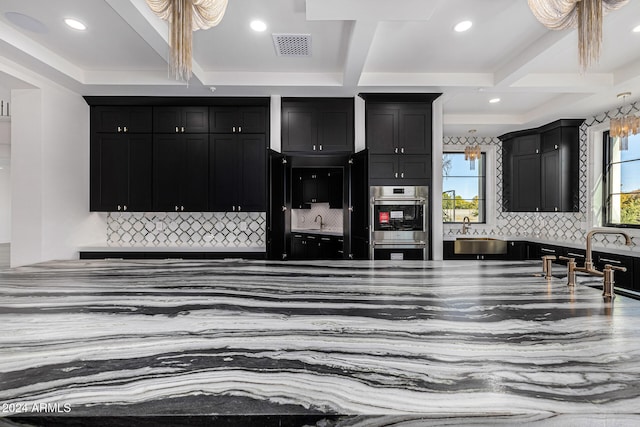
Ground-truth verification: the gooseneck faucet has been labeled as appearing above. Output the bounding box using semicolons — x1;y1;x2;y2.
314;214;324;229
461;216;471;235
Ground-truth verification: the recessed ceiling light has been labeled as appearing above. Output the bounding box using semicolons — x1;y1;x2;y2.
64;18;86;31
489;98;501;104
633;24;640;33
250;20;267;32
454;20;472;32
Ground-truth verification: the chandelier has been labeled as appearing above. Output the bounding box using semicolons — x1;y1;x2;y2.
610;92;639;151
146;0;228;81
464;145;481;170
527;0;628;70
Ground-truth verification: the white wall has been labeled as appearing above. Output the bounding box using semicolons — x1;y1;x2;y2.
11;84;92;266
0;116;9;243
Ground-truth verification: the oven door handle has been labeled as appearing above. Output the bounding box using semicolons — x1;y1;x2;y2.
372;240;426;246
372;197;426;203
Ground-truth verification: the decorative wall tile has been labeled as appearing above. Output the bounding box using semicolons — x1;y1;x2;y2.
107;212;266;248
442;123;633;249
291;203;343;231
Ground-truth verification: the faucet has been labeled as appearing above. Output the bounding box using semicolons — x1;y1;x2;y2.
579;228;632;273
314;214;324;229
461;216;471;235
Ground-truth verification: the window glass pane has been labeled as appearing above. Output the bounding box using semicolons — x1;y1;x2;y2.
604;132;640;227
442;152;485;223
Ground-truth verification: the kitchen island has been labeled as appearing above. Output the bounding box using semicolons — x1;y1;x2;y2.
1;259;639;426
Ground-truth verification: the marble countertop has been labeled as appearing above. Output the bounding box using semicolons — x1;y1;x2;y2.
291;228;344;237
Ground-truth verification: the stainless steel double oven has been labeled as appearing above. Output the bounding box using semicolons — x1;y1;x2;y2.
369;186;429;260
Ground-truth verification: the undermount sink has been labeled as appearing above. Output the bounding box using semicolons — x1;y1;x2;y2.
454;237;507;255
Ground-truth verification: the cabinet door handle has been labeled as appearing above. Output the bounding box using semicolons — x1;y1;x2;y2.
233;126;236;133
394;172;398;178
181;206;184;211
536;207;539;211
181;126;185;133
319;145;323;151
117;205;121;211
175;206;179;211
401;172;404;178
600;258;622;265
239;126;242;133
175;126;179;133
313;145;316;151
232;206;236;211
554;144;558;149
401;147;404;154
554;207;558;212
123;205;127;211
123;126;128;133
394;147;398;154
238;206;242;211
117;126;122;133
536;149;539;154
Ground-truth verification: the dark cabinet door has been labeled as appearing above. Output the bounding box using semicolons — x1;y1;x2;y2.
90;134;152;212
281;99;353;153
210;134;237;211
153;134;209;211
369;155;397;180
366;107;398;154
267;150;287;260
328;169;343;209
181;134;210;211
154;106;209;133
210;134;266;212
369;154;430;184
399;106;431;154
282;104;317;152
92;106;152;133
90;134;128;211
349;150;369;259
541;146;561;212
209;106;267;134
512;153;541;212
317;102;353;152
398;155;431;181
290;234;306;259
238;134;266;211
127;135;153;211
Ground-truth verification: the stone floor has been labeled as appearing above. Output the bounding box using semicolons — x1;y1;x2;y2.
1;258;639;426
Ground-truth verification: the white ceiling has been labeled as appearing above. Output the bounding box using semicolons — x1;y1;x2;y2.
1;0;640;136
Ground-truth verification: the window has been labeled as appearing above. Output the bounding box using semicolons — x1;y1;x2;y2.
603;131;640;227
442;152;486;223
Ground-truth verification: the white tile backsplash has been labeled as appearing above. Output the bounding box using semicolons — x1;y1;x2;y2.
291;203;343;232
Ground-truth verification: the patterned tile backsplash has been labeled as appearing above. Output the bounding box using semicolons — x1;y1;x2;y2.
443;104;640;250
107;212;266;248
291;203;343;231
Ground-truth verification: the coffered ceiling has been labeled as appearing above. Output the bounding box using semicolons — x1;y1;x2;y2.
1;0;640;136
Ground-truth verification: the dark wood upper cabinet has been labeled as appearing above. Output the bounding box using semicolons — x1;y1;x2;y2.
362;95;436;186
281;98;354;153
210;106;267;134
87;98;269;213
500;119;582;212
153;106;209;133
